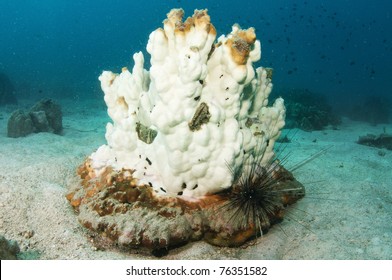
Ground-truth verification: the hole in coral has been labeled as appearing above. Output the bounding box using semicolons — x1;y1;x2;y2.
160;187;166;193
193;184;198;190
146;157;152;165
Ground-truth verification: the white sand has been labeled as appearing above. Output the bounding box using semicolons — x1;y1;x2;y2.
0;98;391;259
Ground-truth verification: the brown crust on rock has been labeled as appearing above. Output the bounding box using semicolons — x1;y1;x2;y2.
66;158;305;253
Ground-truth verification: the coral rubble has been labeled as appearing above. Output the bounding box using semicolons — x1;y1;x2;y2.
67;9;305;254
357;133;392;150
7;99;62;138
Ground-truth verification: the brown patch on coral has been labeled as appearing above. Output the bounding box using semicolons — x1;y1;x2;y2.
192;9;216;36
237;27;256;45
226;27;257;65
66;158;305;254
226;38;250;65
116;96;129;111
165;8;185;28
164;8;216;38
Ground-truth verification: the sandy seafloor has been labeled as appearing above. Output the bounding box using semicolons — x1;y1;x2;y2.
0;98;391;260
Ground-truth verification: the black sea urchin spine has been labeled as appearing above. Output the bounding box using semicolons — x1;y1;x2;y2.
224;160;284;233
221;135;306;239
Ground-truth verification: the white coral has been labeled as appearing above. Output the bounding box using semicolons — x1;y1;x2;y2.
90;9;285;198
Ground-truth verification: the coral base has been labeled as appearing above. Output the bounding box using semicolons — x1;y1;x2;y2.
66;159;305;254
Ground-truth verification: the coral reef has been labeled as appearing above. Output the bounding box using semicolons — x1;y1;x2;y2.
275;88;341;131
67;9;305;254
0;72;17;105
7;99;62;138
0;235;20;260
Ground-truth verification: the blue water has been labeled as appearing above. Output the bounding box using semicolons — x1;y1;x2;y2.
1;0;391;115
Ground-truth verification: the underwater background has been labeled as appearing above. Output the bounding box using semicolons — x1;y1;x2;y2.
1;0;392;260
1;0;392;120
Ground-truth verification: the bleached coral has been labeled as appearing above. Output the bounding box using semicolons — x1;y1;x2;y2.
91;9;285;197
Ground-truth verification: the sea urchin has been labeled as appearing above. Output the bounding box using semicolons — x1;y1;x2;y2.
221;158;306;241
